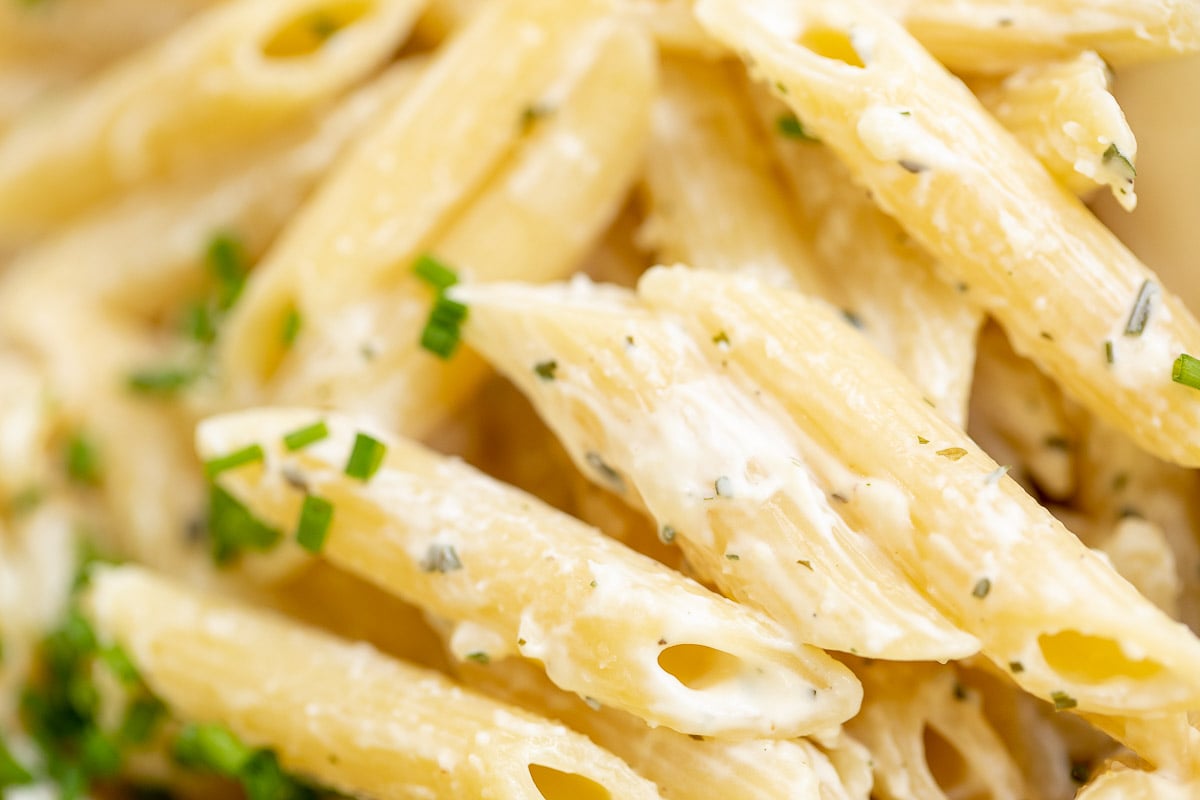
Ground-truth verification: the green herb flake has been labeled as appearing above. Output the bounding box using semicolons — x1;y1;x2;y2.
534;360;558;381
936;447;968;461
174;723;253;776
420;294;468;359
295;494;334;555
412;253;459;291
1172;353;1200;391
465;651;490;665
796;559;813;570
126;366;198;396
204;444;265;480
585;452;624;491
281;306;302;347
420;543;462;574
1123;280;1157;336
282;420;328;451
1051;690;1077;710
972;578;991;598
0;734;33;788
1102;143;1136;182
65;432;102;487
776;113;820;142
101;646;140;686
1008;661;1024;673
659;525;677;545
725;553;740;561
207;485;282;565
1105;339;1115;364
519;103;555;133
917;436;929;445
184;301;217;344
206;233;249;312
119;697;166;746
344;433;387;481
712;331;730;346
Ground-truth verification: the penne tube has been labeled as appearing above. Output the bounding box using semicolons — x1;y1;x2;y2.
0;0;425;244
616;0;722;56
845;661;1028;800
695;0;1200;469
749;87;983;428
0;60;423;331
455;280;978;662
196;408;862;739
639;56;827;291
85;565;664;800
638;265;1200;715
1075;762;1200;799
220;0;654;439
454;654;865;800
973;51;1138;210
870;0;1200;74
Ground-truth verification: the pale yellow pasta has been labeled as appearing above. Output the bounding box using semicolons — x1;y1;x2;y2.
846;661;1028;800
637;265;1200;715
968;324;1077;503
0;0;425;244
455;655;865;800
455;280;977;661
221;0;654;439
1075;762;1200;799
86;565;664;800
696;0;1200;470
639;56;827;291
750;88;983;427
196;407;861;738
870;0;1200;74
616;0;721;55
974;51;1138;209
0;59;422;330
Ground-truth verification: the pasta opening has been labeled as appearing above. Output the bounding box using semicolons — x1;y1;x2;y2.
796;28;866;68
528;764;612;800
1038;630;1162;683
923;725;985;800
262;1;373;59
656;643;744;691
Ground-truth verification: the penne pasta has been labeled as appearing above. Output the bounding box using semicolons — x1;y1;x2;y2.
220;0;654;438
86;565;665;799
454;654;867;800
196;408;862;738
1075;762;1200;799
639;56;827;291
973;51;1138;210
696;0;1200;469
637;265;1200;715
749;87;983;428
0;0;425;244
455;279;978;662
871;0;1200;74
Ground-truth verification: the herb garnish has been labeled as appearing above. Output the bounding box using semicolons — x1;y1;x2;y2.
283;421;329;451
534;360;557;381
204;444;265;480
344;433;386;481
295;495;334;555
776;113;820;142
1123;280;1157;336
1172;353;1200;391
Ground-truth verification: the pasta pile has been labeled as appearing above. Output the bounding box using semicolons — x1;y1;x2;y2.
1;0;1199;798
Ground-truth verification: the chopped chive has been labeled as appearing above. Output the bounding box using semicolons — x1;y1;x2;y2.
1009;661;1025;674
184;301;217;344
465;651;490;665
419;294;469;359
204;444;265;479
206;233;248;312
344;433;386;481
100;646;140;686
174;723;253;776
712;330;730;346
796;559;813;570
282;420;328;451
725;553;740;561
1172;353;1200;391
776;113;820;142
1123;280;1157;336
65;432;102;487
420;543;462;573
295;494;334;554
281;306;302;347
1104;339;1115;364
207;485;281;565
126;366;197;396
972;578;991;598
0;734;33;788
412;254;458;291
917;436;929;444
534;360;557;381
1051;690;1077;710
841;309;864;329
936;447;968;461
119;697;166;745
